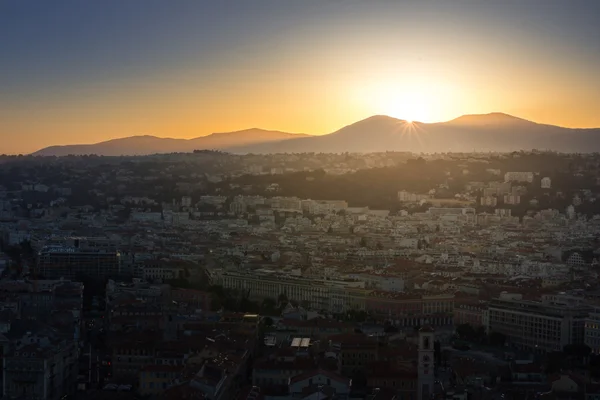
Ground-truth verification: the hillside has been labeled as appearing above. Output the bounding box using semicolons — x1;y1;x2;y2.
32;129;308;156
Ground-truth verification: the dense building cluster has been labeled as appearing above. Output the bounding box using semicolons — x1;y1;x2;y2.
1;151;600;400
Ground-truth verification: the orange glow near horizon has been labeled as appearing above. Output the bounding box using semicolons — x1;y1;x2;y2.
2;66;599;155
1;2;600;155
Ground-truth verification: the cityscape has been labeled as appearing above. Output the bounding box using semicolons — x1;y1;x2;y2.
1;1;600;400
1;150;600;400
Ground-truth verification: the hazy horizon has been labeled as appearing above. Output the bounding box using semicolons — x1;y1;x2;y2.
1;0;600;154
22;111;600;152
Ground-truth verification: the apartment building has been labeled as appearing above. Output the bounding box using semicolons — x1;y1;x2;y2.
2;333;78;400
504;172;534;183
216;270;366;313
330;333;379;376
365;292;455;327
488;297;592;353
585;308;600;355
480;196;498;207
37;246;121;279
503;194;521;205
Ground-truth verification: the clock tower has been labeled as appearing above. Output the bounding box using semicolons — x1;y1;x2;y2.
418;326;435;400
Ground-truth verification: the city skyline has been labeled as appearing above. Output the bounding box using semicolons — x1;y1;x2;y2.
1;0;600;154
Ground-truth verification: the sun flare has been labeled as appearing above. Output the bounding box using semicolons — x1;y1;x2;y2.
358;81;435;123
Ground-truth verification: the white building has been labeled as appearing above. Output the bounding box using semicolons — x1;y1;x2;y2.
398;190;429;203
503;194;521;205
480;196;498;207
504;172;534;183
541;177;551;189
566;205;576;220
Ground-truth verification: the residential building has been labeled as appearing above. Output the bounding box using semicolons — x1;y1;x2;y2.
37;246;121;279
138;365;183;396
585;308;600;355
453;303;488;329
503;194;521;205
541;177;551;189
488;297;592;353
329;333;378;376
504;172;534;183
2;331;78;400
480;196;497;207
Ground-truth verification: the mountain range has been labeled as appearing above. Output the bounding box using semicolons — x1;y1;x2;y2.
32;113;600;156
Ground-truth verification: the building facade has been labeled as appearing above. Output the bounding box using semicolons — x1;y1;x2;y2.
488;297;591;353
37;246;121;279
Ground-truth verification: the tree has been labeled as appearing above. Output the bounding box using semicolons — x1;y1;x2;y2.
261;297;278;315
475;326;487;342
456;323;476;340
277;293;288;306
489;331;507;347
563;344;591;366
545;351;566;374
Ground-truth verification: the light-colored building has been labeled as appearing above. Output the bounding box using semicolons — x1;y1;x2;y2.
488;297;592;353
215;270;366;313
504;172;534;183
398;190;429;203
541;177;551;189
480;196;498;207
503;194;521;205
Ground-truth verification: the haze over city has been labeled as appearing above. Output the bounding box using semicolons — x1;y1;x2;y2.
1;0;600;154
4;2;600;400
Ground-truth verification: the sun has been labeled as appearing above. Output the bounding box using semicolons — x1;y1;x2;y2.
357;80;437;123
375;89;431;123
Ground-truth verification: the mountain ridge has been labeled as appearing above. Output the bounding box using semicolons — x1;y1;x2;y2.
32;129;309;157
32;113;600;156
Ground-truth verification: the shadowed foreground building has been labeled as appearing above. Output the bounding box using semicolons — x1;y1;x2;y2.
2;322;78;400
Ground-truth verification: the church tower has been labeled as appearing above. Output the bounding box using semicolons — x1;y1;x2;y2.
418;326;435;400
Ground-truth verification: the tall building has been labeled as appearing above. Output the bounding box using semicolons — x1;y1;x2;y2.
37;246;121;279
488;297;592;353
418;326;435;400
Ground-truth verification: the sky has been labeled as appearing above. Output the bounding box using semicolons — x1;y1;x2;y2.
1;0;599;154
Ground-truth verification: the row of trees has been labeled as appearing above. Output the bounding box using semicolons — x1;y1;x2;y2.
455;323;507;347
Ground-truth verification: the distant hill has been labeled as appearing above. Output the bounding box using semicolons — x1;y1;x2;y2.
32;113;600;156
32;129;309;156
